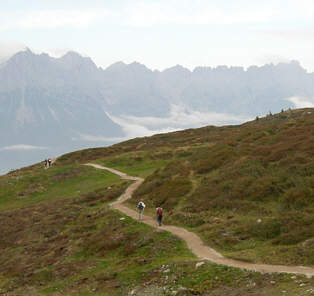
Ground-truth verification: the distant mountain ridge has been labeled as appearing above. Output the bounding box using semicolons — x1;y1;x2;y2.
1;48;314;173
0;49;121;174
1;49;313;121
100;57;314;117
0;49;122;147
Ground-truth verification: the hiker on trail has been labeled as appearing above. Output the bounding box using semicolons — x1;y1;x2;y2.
48;158;52;167
156;206;163;226
44;159;48;169
137;200;145;220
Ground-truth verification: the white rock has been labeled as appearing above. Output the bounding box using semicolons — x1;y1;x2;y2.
257;219;262;223
195;262;205;268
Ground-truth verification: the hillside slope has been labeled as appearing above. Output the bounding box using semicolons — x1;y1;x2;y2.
1;108;313;295
3;163;313;295
59;108;314;266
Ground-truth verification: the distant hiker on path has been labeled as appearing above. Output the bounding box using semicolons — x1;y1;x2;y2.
48;158;52;167
156;207;163;226
137;200;145;220
44;159;48;169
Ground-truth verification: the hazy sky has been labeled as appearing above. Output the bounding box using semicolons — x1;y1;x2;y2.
1;0;314;71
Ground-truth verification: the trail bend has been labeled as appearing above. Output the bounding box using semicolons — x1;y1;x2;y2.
85;163;314;277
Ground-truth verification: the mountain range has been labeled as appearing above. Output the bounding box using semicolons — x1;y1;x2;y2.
1;48;314;174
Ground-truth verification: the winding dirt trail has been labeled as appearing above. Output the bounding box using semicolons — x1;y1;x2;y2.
85;163;314;277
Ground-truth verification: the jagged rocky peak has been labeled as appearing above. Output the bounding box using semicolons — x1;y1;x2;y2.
124;61;152;74
9;47;38;63
247;60;306;73
276;60;306;73
60;50;84;61
128;61;149;69
58;50;97;69
105;61;152;75
163;64;191;74
193;66;213;73
6;48;56;70
16;47;34;55
106;61;127;71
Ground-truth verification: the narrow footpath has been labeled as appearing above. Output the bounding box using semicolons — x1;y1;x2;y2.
85;163;314;277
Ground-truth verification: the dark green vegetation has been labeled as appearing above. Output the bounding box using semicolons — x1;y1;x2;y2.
1;108;314;295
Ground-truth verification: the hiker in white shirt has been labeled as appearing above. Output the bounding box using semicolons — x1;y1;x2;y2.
137;200;146;220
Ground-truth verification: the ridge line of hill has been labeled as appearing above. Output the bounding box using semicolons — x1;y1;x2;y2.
85;163;314;278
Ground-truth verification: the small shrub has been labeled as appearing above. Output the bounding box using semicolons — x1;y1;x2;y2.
170;212;205;227
280;187;313;209
245;218;282;240
272;224;314;245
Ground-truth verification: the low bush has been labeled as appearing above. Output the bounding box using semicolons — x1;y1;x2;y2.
170;212;205;227
280;187;313;209
272;224;314;245
245;218;282;240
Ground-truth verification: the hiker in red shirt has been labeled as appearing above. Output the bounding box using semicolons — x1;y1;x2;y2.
156;207;163;226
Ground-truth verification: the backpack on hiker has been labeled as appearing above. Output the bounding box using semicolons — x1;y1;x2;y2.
157;207;162;216
138;202;144;210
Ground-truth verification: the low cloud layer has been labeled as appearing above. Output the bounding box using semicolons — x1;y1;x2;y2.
72;105;252;143
287;96;314;108
76;105;251;143
113;105;252;130
0;144;47;151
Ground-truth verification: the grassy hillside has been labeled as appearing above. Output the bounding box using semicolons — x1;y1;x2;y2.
1;108;314;295
127;109;314;266
58;108;314;266
2;164;313;295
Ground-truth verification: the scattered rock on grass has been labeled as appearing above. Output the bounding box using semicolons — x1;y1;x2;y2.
195;262;205;269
